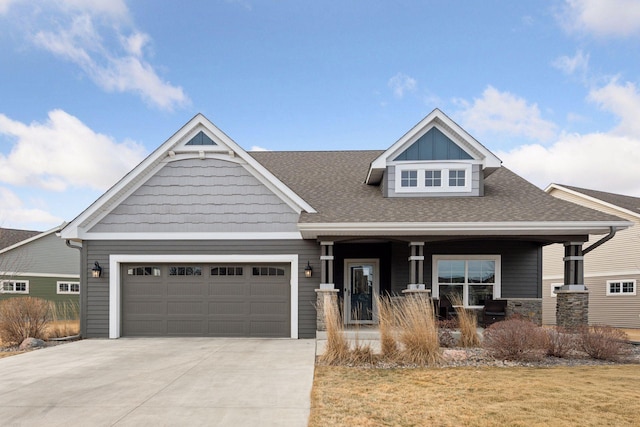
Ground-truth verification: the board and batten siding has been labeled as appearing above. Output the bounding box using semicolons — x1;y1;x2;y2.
0;232;79;276
542;188;640;327
384;164;482;198
82;240;320;339
89;158;300;233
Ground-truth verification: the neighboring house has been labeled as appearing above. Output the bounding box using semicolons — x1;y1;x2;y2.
0;226;81;307
543;184;640;328
60;109;630;339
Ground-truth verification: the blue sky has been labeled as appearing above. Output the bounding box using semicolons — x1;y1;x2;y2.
1;0;640;231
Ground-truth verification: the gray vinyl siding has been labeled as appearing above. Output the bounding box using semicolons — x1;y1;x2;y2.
0;233;79;276
82;239;320;339
390;241;410;294
89;158;300;233
543;274;640;328
385;164;483;198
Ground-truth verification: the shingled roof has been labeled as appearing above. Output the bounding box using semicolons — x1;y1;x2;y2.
0;228;40;250
558;185;640;217
250;150;626;227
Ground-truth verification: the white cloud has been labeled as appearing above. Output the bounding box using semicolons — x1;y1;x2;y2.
560;0;640;37
0;0;19;14
498;132;640;196
0;110;146;191
249;146;269;152
388;73;417;99
552;50;590;76
588;79;640;138
22;2;189;110
0;187;63;229
455;86;557;143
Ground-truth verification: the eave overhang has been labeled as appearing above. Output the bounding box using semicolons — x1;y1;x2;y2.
297;221;633;239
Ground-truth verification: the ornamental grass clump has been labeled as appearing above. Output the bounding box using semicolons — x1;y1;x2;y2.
449;294;480;347
375;294;399;359
395;295;440;366
319;296;350;365
0;297;51;345
46;300;80;339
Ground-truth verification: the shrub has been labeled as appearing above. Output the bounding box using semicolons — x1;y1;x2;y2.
545;327;577;358
483;318;548;361
395;295;440;366
578;325;630;361
0;297;52;345
318;296;350;365
376;294;399;359
449;294;480;347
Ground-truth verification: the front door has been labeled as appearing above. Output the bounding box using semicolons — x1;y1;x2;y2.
344;259;379;324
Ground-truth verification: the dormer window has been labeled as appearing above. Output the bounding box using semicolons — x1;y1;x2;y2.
425;170;442;187
400;170;418;188
395;163;471;193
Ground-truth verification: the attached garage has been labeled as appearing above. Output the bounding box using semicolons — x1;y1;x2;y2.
119;261;293;338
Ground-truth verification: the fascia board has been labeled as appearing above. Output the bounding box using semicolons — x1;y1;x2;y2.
546;184;640;221
297;220;634;238
75;232;303;240
60;114;315;239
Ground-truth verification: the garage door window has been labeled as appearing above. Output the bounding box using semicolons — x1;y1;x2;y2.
169;266;202;276
211;266;244;276
253;266;285;276
127;266;161;276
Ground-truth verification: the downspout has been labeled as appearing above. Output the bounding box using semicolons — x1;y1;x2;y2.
582;227;617;255
65;240;85;338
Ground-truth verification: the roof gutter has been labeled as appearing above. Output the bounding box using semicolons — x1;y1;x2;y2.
582;226;617;255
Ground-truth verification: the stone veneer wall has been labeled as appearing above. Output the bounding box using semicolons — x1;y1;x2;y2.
506;298;542;326
315;289;339;331
556;291;589;328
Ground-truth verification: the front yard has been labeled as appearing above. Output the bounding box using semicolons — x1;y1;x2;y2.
309;365;640;426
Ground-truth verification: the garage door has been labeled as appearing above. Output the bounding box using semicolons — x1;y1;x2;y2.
121;263;290;337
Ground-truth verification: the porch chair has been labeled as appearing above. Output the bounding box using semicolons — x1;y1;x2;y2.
482;299;507;327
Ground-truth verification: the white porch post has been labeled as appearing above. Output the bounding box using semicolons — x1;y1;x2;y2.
407;242;425;291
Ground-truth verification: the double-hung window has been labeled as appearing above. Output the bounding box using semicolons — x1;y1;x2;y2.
433;255;500;308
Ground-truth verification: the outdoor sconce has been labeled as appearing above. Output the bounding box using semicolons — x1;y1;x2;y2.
91;261;103;278
304;261;313;278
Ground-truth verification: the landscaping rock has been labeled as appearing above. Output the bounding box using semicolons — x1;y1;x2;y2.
19;338;45;350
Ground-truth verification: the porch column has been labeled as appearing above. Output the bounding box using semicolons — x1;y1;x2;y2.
407;242;425;290
319;241;334;290
556;242;589;328
315;241;338;331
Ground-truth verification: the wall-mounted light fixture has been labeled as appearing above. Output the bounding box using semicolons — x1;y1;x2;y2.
91;261;103;278
304;261;313;278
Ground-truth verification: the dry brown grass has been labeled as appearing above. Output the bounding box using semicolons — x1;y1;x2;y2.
318;296;350;365
395;295;440;366
375;295;399;359
45;301;80;339
450;294;480;347
309;365;640;426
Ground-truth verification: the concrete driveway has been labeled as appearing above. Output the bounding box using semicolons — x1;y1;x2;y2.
0;338;316;426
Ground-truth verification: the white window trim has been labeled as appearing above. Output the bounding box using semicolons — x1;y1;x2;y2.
432;255;501;308
0;280;29;294
606;279;636;296
395;162;472;193
109;254;299;339
550;283;563;298
57;281;80;295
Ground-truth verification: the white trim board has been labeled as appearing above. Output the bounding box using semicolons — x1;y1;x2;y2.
109;254;299;339
0;272;80;279
543;269;640;281
78;232;303;241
